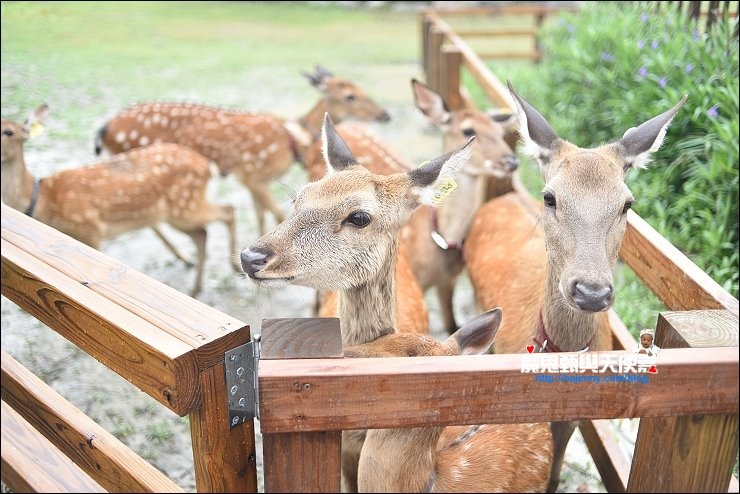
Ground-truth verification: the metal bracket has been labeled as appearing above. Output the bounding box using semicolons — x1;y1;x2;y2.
224;333;261;428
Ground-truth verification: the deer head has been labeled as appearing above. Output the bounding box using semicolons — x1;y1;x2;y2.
509;81;686;312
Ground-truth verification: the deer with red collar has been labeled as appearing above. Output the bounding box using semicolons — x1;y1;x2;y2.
241;113;475;491
344;307;553;493
2;104;238;297
306;79;519;335
464;82;686;491
95;65;391;236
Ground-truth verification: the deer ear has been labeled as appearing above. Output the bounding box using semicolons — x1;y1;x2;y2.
24;103;49;139
408;136;474;206
412;78;451;127
446;308;502;355
322;113;357;173
507;81;559;167
304;66;332;91
615;95;686;171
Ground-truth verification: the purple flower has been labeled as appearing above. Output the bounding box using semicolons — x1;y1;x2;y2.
707;105;719;118
641;13;649;23
651;40;659;49
637;39;645;49
639;66;648;78
685;63;694;74
601;51;615;62
658;77;668;88
693;29;701;41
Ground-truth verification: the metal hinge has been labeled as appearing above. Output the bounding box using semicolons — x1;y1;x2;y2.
224;333;261;428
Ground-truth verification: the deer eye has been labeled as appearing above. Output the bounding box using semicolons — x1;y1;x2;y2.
543;192;556;208
2;129;13;137
344;211;371;228
345;94;356;102
622;200;634;215
462;128;476;137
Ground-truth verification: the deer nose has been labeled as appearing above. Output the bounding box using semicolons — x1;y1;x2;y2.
240;247;273;278
377;111;391;122
570;281;613;312
504;154;519;171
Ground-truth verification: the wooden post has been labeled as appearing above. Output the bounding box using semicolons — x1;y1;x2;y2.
259;318;343;493
190;362;259;493
421;14;432;80
428;26;445;94
441;45;463;111
627;309;739;493
534;12;545;63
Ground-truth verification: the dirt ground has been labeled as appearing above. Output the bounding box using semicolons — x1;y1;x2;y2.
0;60;629;492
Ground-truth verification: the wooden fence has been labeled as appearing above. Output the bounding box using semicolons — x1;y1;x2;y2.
1;4;739;493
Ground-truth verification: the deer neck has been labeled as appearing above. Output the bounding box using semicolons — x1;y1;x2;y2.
362;426;442;492
433;170;485;245
299;99;334;141
339;241;399;347
1;157;36;215
541;263;600;352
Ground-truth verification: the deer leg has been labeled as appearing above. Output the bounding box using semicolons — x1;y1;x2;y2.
547;420;578;493
436;281;458;335
176;227;207;297
217;204;240;272
151;226;195;267
247;182;285;235
341;429;366;493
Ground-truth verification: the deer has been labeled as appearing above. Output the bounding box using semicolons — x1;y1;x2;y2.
305;78;519;335
94;65;391;237
463;82;686;492
240;113;475;492
1;104;238;297
344;307;553;493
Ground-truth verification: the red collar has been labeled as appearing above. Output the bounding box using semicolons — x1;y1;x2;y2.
532;309;594;353
430;209;464;251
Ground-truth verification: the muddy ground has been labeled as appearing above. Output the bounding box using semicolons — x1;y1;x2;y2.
0;59;631;492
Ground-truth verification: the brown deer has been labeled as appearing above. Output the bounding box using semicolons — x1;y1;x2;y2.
344;308;553;493
95;65;391;236
306;79;519;335
241;113;475;491
2;104;238;297
463;82;686;491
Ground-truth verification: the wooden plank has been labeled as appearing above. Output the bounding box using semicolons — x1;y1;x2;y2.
1;238;199;415
1;400;106;493
428;26;445;94
628;310;739;492
261;319;343;493
425;5;578;16
258;347;738;433
620;210;739;317
441;45;464;111
608;310;638;351
455;27;538;37
579;420;630;493
476;51;541;61
1;351;183;492
260;318;343;360
190;362;258;493
1;204;250;371
262;432;341;493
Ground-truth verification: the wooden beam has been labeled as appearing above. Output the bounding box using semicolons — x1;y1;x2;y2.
1;351;183;492
1;400;106;493
580;420;630;493
1;204;251;372
620;210;739;317
258;347;738;433
455;27;538;37
628;310;739;493
441;45;464;111
424;5;578;16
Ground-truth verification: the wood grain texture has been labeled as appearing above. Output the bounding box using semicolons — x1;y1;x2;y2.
628;310;739;493
190;362;258;493
620;211;739;317
260;318;343;360
2;238;198;415
2;204;250;371
579;420;630;493
258;347;738;433
1;400;106;493
262;431;341;493
1;351;184;492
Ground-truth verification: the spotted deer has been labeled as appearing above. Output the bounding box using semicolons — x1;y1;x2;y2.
344;308;553;493
2;105;238;297
95;65;391;235
463;82;686;491
306;79;519;335
241;113;474;492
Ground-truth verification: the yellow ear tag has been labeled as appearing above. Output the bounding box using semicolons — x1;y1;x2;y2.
431;173;458;206
28;122;45;139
